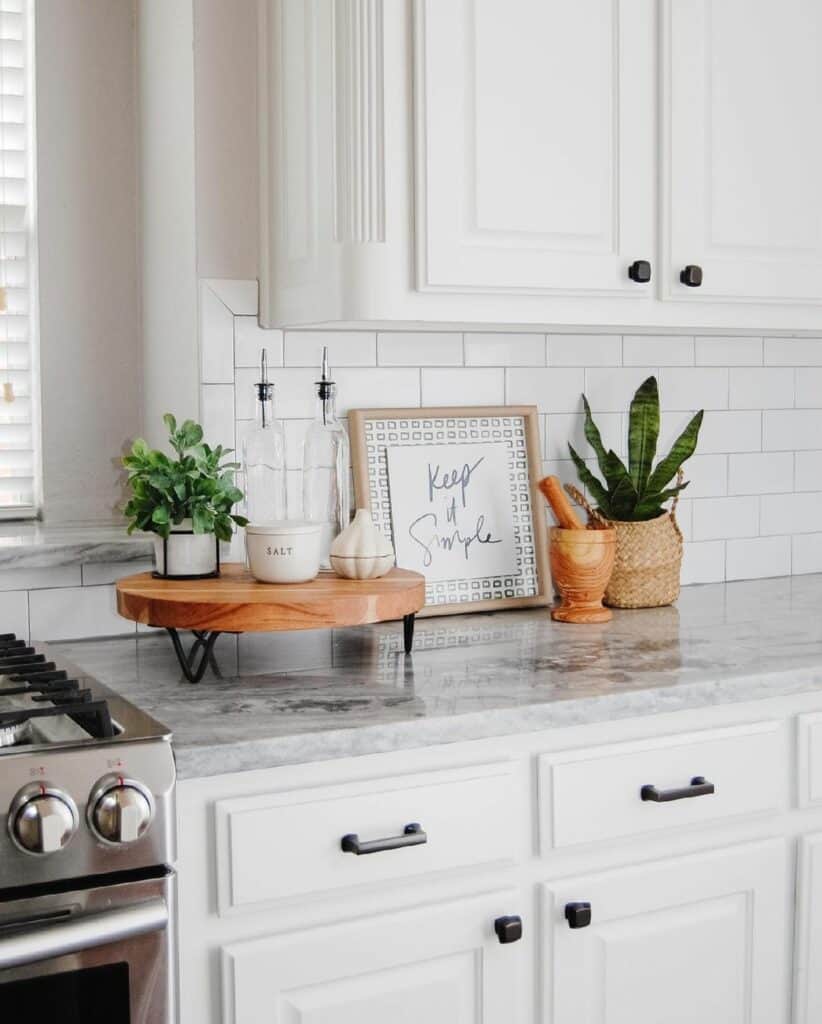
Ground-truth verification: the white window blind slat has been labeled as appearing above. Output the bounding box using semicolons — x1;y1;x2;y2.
0;0;33;515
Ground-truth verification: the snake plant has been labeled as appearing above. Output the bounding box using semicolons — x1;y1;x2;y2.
568;376;703;522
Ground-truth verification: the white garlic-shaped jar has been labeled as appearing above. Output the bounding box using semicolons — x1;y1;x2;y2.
329;509;395;580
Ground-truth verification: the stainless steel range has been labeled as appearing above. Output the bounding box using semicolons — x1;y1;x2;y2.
0;633;176;1023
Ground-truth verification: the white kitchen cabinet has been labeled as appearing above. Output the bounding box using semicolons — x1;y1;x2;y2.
259;0;822;329
544;840;790;1024
794;833;822;1022
415;0;654;298
222;889;525;1024
664;0;822;304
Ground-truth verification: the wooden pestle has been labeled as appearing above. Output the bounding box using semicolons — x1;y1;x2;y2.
539;475;586;530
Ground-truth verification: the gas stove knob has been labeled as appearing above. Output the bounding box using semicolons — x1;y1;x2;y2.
8;783;79;855
88;775;154;845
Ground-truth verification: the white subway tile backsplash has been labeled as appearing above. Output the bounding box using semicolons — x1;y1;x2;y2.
505;367;585;413
29;585;133;642
201;384;235;450
683;454;728;499
729;367;794;410
547;334;621;366
545;413;622;461
286;331;377;367
795;367;822;408
792;533;822;575
235;317;282;368
0;590;28;641
583;367;656;412
726;536;791;580
0;567;81;593
760;492;822;535
694;336;763;366
680;541;725;584
763;409;822;451
795;451;822;491
81;560;154;586
335;368;421;414
623;335;694;366
199;284;235;383
728;452;794;495
691;496;758;541
765;337;822;365
185;287;822;590
421;367;504;406
464;333;545;366
378;332;462;366
658;368;728;410
698;411;762;454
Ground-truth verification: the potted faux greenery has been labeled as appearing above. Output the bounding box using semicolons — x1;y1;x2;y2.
123;414;247;578
567;376;703;608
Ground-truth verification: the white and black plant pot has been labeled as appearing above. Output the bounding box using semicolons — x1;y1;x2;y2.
152;519;220;579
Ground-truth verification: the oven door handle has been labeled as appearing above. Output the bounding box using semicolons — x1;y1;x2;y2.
0;898;168;970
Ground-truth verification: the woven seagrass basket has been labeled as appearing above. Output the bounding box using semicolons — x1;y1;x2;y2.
564;477;684;609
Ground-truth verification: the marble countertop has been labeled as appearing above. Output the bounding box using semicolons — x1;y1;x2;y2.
0;522;152;568
50;573;822;780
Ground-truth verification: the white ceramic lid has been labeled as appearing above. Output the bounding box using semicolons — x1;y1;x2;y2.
246;520;321;535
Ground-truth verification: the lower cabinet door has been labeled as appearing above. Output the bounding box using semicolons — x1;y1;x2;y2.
794;832;822;1023
543;840;789;1024
222;889;524;1024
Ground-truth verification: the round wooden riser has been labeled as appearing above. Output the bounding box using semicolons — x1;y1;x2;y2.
116;564;426;683
116;564;425;633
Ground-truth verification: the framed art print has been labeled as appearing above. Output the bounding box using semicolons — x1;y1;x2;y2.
349;405;550;616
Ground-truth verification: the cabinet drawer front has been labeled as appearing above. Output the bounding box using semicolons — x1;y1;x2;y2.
540;722;784;849
216;762;517;914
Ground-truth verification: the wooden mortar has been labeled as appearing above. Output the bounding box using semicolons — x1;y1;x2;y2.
549;526;616;623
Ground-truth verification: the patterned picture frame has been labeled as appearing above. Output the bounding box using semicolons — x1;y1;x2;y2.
349;405;550;617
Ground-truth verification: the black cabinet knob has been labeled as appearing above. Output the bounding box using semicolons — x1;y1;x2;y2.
564;901;592;929
680;264;703;287
628;259;652;283
494;915;523;944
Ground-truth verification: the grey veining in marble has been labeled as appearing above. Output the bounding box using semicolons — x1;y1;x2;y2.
0;523;152;569
50;573;822;780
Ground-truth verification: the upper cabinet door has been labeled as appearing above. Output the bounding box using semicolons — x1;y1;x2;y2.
414;0;656;297
665;0;822;303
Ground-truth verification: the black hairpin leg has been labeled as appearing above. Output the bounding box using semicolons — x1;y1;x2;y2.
403;614;416;655
166;628;222;684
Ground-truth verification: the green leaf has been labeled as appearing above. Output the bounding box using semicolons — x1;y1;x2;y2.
567;444;610;514
151;505;169;525
163;413;177;436
180;420;204;449
646;410;704;495
633;482;689;520
627;376;660;495
601;449;632;492
581;394;610;480
192;506;214;534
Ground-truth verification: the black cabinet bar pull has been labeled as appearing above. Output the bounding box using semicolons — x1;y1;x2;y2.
340;822;426;855
641;775;715;802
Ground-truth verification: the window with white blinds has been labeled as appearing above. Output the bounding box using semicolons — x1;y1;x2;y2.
0;0;35;516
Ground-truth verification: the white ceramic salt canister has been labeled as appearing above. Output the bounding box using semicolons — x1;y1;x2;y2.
246;521;323;583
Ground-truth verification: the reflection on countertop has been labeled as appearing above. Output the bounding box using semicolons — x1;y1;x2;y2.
51;573;822;780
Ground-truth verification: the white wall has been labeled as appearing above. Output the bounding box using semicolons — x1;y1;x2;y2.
138;0;199;448
35;0;142;523
193;0;258;280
